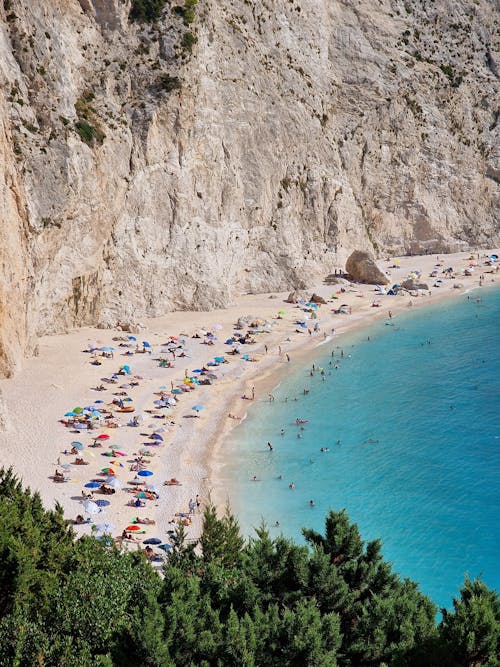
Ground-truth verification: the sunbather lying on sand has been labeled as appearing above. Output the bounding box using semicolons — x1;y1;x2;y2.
164;478;181;486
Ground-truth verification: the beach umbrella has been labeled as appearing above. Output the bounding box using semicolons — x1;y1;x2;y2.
96;434;110;441
101;467;115;475
214;356;225;363
83;500;100;515
142;341;151;348
70;441;85;451
128;335;137;341
278;310;286;315
192;405;204;412
85;482;100;489
126;525;141;531
106;477;122;488
95;522;115;534
64;411;76;417
145;485;159;494
135;492;147;499
73;407;83;414
129;478;143;485
171;388;182;394
158;543;173;552
138;470;153;477
95;499;110;508
143;537;162;545
150;433;163;441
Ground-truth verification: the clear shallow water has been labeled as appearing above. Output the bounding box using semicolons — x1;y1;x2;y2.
219;287;500;609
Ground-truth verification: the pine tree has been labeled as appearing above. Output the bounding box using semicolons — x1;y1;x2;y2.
439;577;500;667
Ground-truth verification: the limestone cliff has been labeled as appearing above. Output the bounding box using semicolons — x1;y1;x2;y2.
0;0;498;375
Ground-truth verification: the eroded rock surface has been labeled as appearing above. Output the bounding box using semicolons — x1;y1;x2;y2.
0;0;498;374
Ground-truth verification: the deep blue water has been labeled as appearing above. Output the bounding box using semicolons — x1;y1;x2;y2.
219;287;500;609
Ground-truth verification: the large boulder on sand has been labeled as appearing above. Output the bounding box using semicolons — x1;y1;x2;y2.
345;251;389;285
310;293;327;304
286;290;309;303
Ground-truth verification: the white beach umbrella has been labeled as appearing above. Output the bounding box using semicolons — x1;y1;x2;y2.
105;477;122;489
83;500;100;515
95;522;115;534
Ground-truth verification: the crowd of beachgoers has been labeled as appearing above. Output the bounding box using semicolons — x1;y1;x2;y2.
0;250;497;561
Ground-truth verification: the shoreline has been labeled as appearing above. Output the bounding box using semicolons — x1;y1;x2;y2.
207;279;495;515
0;250;497;549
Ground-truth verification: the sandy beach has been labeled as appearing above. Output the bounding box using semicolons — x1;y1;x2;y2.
0;250;497;556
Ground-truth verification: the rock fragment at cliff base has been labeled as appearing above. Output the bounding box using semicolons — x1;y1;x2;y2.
345;251;389;285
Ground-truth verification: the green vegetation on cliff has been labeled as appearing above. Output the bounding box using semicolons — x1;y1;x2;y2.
0;468;498;666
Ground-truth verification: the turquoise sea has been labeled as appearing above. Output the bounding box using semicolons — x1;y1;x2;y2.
218;287;500;609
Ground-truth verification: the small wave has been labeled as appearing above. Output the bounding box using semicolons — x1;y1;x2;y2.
316;336;332;347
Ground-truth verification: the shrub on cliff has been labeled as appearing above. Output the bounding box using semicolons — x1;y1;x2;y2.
130;0;167;22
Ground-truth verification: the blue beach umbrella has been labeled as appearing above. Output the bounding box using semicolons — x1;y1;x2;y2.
71;441;84;450
214;356;225;363
142;341;151;348
143;537;162;545
128;336;137;341
137;470;153;477
85;482;100;489
158;543;173;552
65;411;76;417
95;499;110;507
150;433;164;441
192;405;204;412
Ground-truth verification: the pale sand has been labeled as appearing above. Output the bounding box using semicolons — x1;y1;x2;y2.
0;250;497;552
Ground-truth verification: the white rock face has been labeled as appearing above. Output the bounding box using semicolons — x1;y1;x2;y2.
0;0;498;374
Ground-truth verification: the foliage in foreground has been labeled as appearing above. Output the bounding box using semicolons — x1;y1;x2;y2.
0;468;498;666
